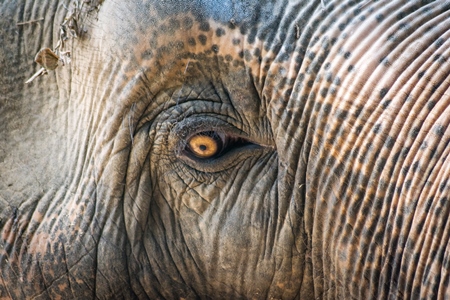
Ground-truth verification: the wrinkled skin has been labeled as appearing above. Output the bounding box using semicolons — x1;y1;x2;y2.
2;0;450;298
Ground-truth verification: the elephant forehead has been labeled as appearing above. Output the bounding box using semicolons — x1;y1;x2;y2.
90;1;302;94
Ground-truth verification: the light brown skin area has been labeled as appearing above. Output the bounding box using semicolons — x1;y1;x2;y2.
1;0;450;299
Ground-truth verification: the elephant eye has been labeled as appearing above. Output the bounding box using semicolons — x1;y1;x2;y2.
185;131;250;159
187;131;224;158
173;118;270;172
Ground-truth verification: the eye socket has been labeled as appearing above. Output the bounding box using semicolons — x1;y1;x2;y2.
187;131;224;158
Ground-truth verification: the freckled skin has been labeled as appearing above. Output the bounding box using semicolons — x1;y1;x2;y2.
2;0;450;298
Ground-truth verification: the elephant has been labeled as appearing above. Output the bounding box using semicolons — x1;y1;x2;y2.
1;0;450;298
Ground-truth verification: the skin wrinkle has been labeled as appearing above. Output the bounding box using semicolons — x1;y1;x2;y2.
308;0;450;296
143;204;187;298
4;0;450;298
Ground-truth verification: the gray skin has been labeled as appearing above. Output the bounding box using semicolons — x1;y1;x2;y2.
1;0;450;298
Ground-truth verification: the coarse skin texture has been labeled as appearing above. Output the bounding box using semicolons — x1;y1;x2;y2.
1;0;450;298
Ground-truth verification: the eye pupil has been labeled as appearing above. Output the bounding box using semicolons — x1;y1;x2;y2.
199;145;207;151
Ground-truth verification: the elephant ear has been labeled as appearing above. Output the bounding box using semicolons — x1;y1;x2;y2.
0;0;104;229
0;2;60;213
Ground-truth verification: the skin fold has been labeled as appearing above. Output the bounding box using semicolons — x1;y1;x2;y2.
1;0;450;298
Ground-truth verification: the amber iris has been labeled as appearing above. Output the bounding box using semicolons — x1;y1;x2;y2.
188;133;221;158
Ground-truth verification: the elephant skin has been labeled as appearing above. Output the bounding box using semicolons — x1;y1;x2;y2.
1;0;450;298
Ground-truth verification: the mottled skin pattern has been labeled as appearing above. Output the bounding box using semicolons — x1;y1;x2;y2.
1;0;450;298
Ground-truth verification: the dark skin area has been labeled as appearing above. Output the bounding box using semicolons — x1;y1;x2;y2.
2;0;450;299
